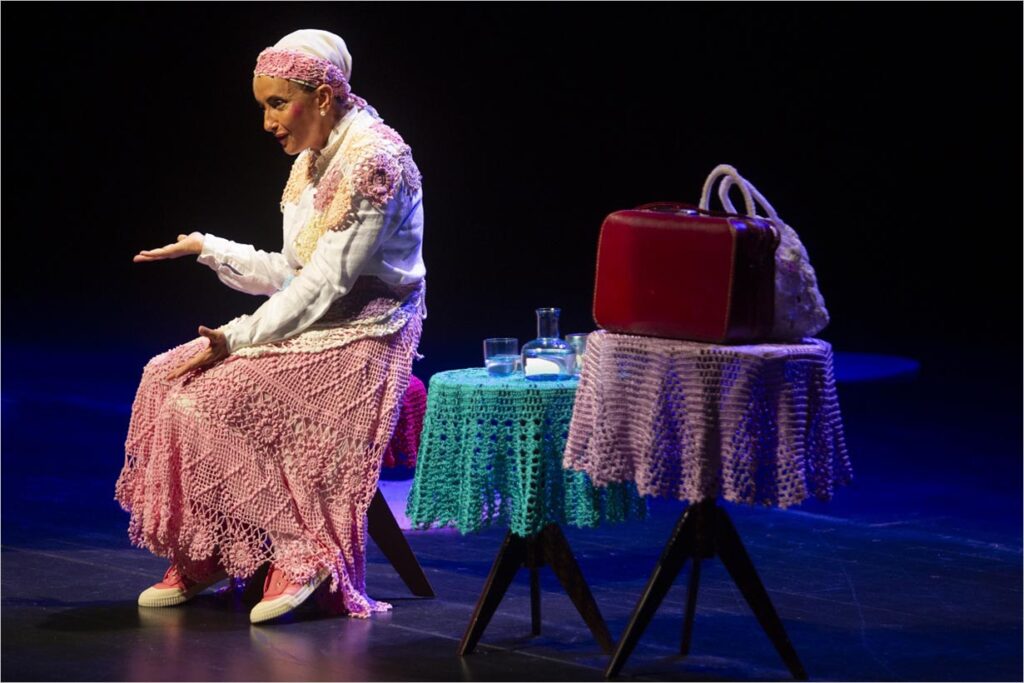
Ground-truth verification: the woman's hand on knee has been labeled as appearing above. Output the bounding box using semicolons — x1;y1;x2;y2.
134;233;204;263
166;326;230;380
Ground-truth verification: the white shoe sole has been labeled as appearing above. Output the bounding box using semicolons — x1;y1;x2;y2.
137;571;228;608
249;570;329;624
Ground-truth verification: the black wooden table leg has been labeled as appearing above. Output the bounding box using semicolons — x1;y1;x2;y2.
606;505;697;678
540;523;615;654
458;531;528;655
459;524;614;656
529;568;541;635
680;556;702;655
367;488;435;597
527;538;543;637
714;507;808;680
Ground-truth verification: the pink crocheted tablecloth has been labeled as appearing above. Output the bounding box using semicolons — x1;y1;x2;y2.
563;331;851;508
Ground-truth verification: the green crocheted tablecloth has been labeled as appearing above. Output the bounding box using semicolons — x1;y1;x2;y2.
406;368;646;537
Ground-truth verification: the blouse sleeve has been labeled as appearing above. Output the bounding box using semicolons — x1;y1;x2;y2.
196;232;295;296
218;199;395;353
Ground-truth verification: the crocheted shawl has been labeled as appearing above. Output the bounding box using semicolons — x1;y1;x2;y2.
281;108;423;265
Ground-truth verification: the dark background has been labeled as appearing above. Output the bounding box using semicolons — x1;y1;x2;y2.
2;2;1020;381
1;8;1021;679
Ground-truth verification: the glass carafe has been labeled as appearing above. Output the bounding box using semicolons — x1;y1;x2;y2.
522;308;576;381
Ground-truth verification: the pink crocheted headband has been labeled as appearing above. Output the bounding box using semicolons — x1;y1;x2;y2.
254;48;353;102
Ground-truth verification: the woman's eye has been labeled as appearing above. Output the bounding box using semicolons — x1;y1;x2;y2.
256;99;288;113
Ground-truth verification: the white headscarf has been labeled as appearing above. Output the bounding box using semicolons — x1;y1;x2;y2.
272;29;353;82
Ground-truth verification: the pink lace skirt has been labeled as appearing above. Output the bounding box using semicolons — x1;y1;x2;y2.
116;286;423;618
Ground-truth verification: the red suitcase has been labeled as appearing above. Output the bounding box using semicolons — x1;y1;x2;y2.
593;203;780;344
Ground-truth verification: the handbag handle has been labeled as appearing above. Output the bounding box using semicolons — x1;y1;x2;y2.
717;174;782;224
699;164;755;216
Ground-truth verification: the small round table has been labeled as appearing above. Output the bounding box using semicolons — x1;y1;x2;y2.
406;368;647;654
564;331;852;679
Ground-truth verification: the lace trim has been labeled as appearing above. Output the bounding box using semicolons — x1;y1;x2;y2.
284;114;422;265
254;48;353;105
231;280;424;358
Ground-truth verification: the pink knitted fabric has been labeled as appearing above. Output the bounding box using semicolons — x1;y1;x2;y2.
115;280;423;618
564;331;851;508
255;48;352;103
381;374;426;469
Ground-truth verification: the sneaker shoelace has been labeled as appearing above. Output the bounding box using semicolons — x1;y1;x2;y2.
164;559;223;589
161;564;201;590
162;565;183;585
263;565;289;598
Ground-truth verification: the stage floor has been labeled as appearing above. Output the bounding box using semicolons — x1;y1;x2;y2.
2;345;1020;681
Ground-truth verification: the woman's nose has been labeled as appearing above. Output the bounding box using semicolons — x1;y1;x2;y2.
263;110;277;133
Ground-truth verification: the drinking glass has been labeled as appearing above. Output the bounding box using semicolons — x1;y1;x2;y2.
483;337;519;377
565;332;590;376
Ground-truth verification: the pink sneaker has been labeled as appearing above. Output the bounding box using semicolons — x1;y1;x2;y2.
137;560;228;608
249;564;329;624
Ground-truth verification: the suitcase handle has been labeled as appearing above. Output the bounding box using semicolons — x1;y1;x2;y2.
699;164;756;215
635;202;749;220
717;175;782;224
699;164;783;224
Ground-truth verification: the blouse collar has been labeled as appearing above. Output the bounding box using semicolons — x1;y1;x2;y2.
310;106;361;178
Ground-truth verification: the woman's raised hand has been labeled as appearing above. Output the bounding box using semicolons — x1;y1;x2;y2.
134;233;204;263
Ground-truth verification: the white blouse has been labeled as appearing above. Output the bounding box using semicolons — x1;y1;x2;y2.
196;109;426;353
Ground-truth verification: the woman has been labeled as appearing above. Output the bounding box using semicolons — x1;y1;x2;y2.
115;29;426;623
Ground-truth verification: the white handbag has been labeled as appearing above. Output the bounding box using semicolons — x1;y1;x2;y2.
700;164;830;341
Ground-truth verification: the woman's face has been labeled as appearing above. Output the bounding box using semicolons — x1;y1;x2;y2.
253;76;327;155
